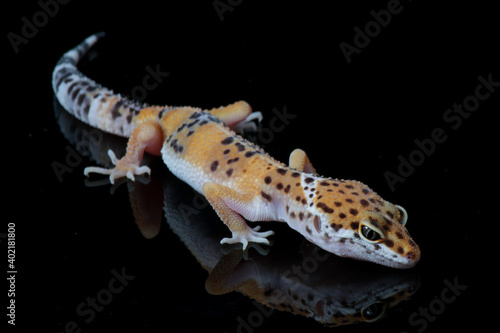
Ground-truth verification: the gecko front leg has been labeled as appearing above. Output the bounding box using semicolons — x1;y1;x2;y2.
202;182;274;249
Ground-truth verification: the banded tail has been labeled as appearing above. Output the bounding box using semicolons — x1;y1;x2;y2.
52;33;152;137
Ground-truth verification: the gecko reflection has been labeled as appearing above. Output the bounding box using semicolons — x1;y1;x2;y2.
54;99;420;327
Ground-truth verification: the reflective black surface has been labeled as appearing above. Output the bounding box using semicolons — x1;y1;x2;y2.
6;1;496;332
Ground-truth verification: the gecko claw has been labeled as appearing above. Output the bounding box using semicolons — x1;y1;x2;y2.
84;149;151;184
220;225;274;250
233;111;263;134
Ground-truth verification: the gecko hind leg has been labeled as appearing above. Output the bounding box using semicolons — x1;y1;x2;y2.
84;149;151;184
84;111;163;184
209;101;262;133
289;148;318;175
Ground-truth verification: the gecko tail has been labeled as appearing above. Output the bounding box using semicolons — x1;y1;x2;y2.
52;33;149;137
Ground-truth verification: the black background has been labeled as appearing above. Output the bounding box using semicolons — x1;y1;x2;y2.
5;0;497;332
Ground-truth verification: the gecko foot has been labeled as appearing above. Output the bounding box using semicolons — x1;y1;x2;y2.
233;111;263;134
84;149;151;184
220;225;274;250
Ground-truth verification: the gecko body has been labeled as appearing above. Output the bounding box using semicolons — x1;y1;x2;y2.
52;34;420;268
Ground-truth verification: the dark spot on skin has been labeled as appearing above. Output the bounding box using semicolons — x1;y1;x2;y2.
261;191;272;202
345;198;353;203
339;213;346;219
302;199;307;205
82;99;91;116
235;142;246;151
374;244;380;251
264;176;272;184
299;212;304;221
350;222;359;230
290;212;296;218
76;93;86;107
176;123;187;132
226;168;234;177
199;120;209;126
187;130;195;137
331;223;342;231
397;247;405;255
368;217;380;229
284;185;291;193
174;145;184;153
320;181;330;186
369;198;376;203
245;151;257;158
360;199;369;207
110;100;125;119
334;202;342;207
276;183;284;190
187;119;199;127
396;232;404;239
296;196;301;202
306;226;312;235
227;157;239;164
291;172;301;178
338;190;345;194
304;177;314;184
277;168;287;175
210;161;219;172
384;240;394;248
349;208;358;216
317;202;334;214
223;149;230;154
221;137;234;145
189;112;202;119
345;185;354;189
362;189;370;194
387;211;394;219
351;192;359;196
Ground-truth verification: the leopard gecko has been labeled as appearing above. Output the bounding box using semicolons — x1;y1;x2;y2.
52;33;420;269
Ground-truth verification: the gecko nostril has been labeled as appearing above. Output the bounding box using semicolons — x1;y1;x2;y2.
407;251;416;261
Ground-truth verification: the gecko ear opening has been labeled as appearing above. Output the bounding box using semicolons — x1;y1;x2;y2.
395;205;407;225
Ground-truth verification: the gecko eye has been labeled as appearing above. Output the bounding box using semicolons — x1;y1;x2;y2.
359;215;385;243
396;205;407;225
361;302;386;322
361;225;383;242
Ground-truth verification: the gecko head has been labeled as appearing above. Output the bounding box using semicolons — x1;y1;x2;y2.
347;204;421;269
306;180;420;269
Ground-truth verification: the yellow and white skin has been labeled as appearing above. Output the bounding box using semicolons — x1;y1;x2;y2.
52;34;420;269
